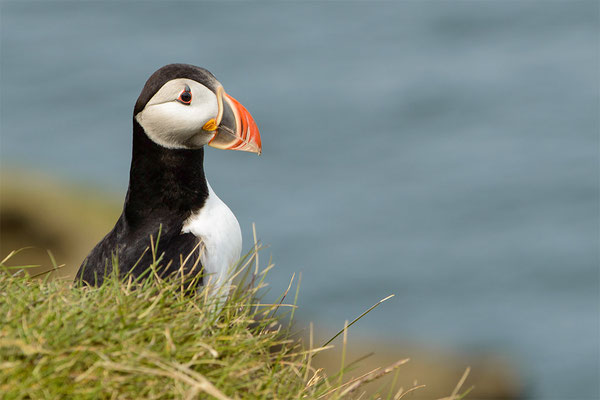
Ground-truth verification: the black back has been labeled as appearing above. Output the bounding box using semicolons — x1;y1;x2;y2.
76;64;217;285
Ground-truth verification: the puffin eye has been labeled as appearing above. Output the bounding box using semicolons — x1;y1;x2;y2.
178;86;192;104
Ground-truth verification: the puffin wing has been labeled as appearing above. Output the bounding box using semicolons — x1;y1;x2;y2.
76;228;204;286
158;232;204;279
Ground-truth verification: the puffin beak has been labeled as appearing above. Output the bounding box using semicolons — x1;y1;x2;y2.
207;86;262;154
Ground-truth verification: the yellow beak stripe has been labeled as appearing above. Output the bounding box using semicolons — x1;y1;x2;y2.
202;118;218;132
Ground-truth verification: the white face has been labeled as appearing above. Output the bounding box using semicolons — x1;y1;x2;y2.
135;78;219;149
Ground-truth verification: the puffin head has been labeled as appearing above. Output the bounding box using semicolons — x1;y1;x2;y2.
133;64;261;154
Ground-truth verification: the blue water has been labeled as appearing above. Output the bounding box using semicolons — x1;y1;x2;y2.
1;2;598;398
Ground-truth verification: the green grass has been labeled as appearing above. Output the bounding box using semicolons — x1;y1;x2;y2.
0;243;470;399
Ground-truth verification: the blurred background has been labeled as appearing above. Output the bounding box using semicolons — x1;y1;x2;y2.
1;1;598;399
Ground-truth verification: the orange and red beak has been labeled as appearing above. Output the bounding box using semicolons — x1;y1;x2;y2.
207;86;262;154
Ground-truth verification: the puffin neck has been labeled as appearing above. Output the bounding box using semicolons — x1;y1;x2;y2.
123;121;209;230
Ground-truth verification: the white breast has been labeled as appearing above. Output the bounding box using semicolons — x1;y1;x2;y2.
182;182;242;298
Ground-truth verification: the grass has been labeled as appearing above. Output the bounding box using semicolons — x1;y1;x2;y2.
0;237;471;399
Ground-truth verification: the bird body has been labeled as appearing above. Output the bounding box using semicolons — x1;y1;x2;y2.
76;64;261;294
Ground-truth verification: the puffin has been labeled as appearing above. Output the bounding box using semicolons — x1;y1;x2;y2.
75;63;261;296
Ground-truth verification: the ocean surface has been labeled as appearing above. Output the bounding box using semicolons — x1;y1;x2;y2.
1;2;598;398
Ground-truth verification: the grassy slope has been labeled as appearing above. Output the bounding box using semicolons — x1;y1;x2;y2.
1;247;466;400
